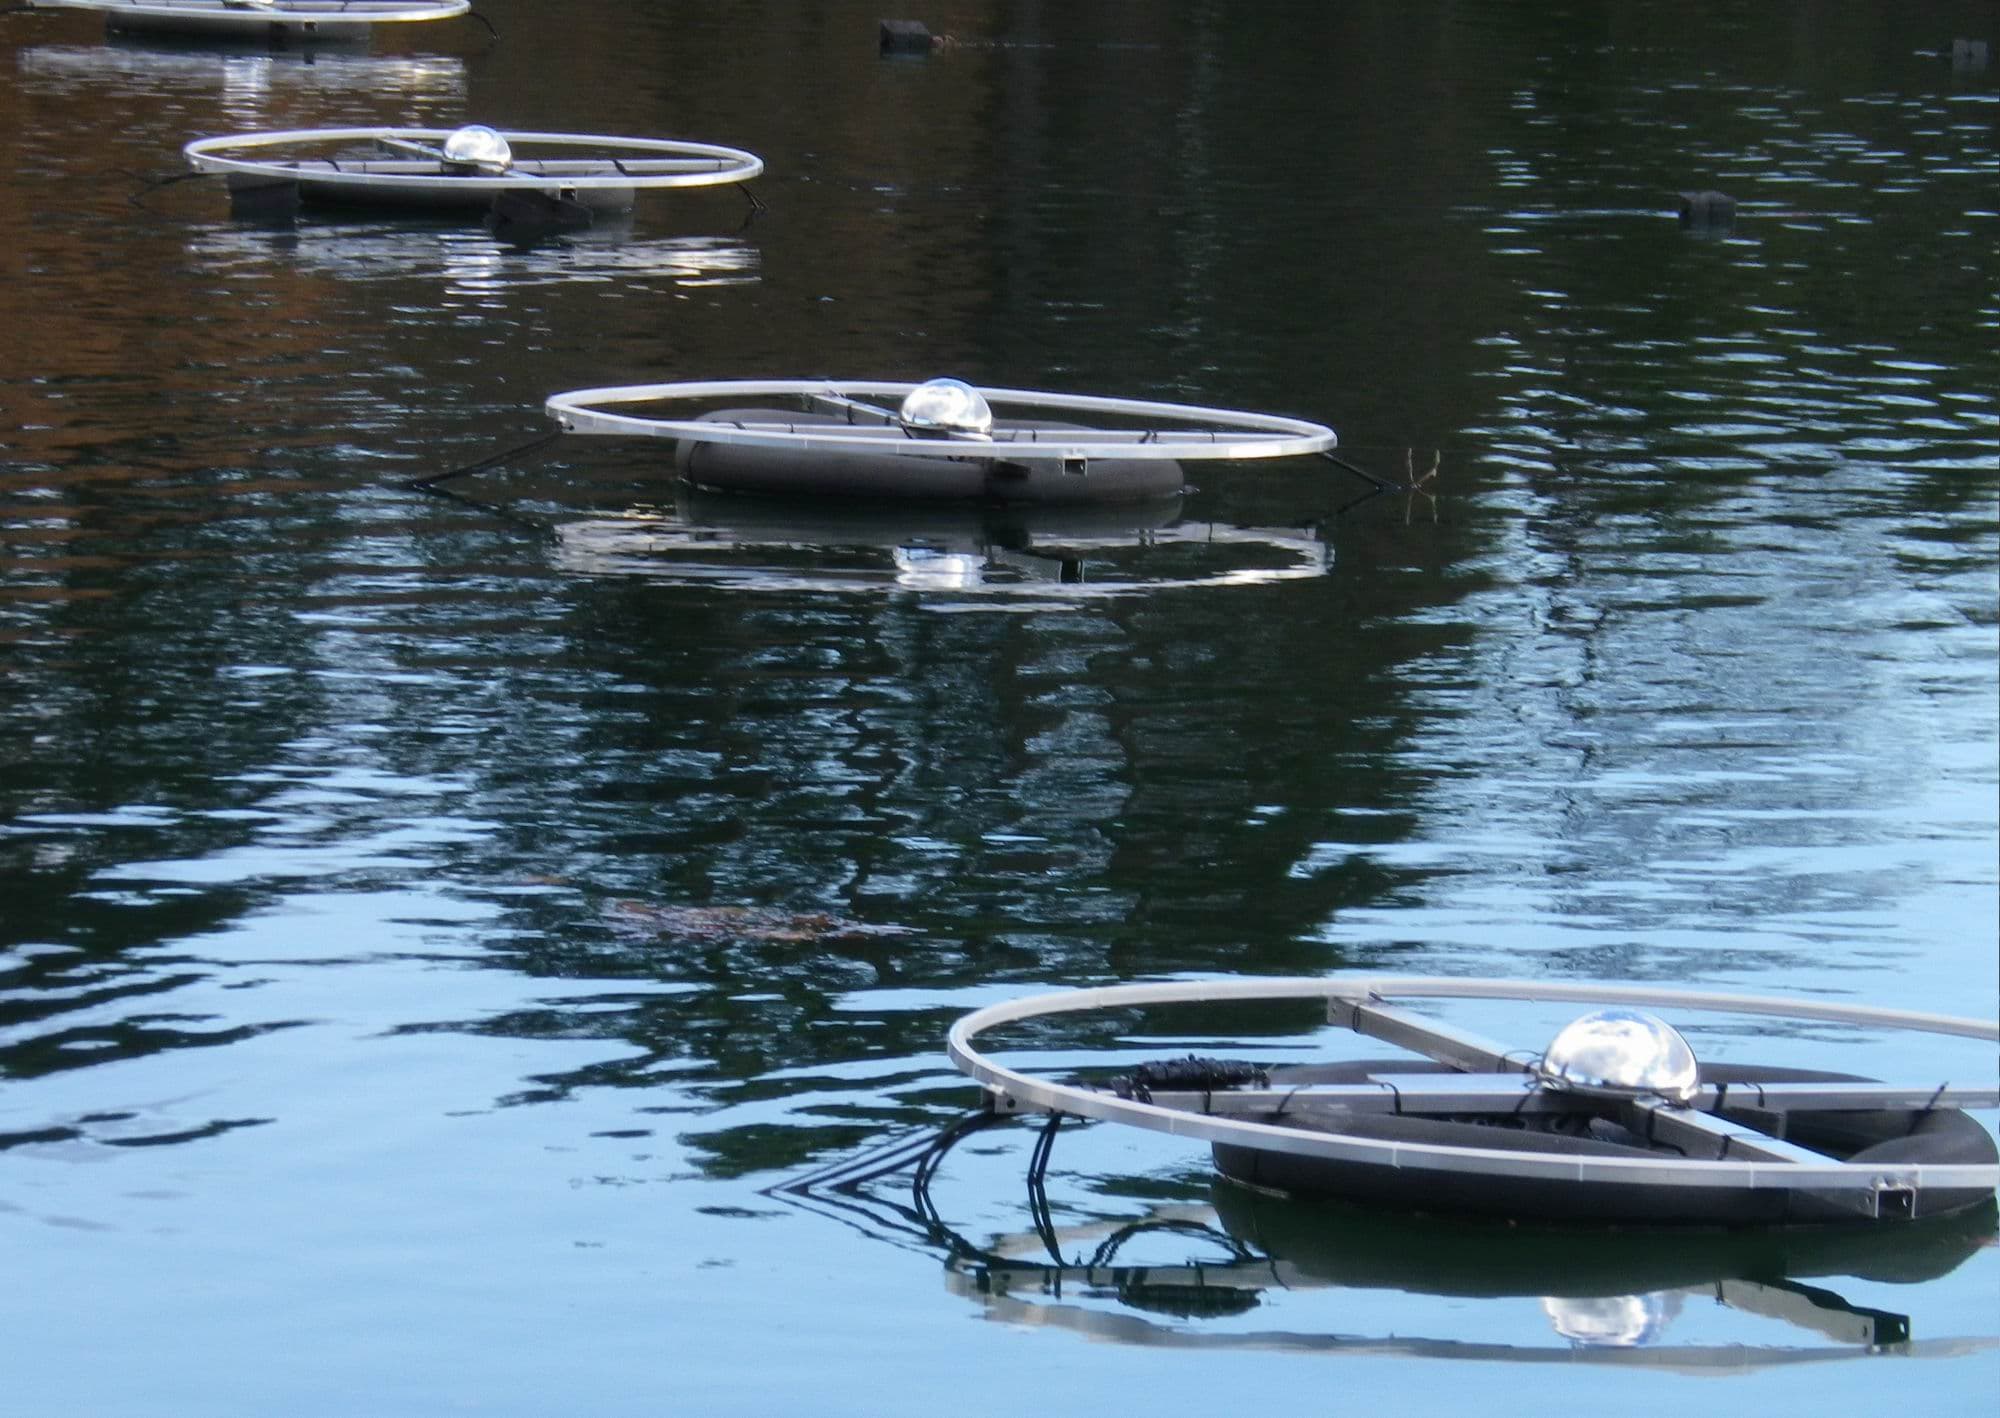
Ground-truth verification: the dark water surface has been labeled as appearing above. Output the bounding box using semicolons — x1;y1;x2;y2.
3;2;1996;1412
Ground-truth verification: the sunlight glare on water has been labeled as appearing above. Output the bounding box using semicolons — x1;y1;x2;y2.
0;2;1995;1414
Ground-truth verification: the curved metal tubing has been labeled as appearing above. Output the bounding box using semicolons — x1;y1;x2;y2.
184;128;764;196
30;0;469;30
945;977;1999;1199
545;379;1338;464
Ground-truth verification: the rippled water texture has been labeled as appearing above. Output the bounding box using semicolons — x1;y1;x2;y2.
2;3;1996;1413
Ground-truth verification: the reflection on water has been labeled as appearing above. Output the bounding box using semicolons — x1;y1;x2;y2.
1542;1293;1682;1349
550;493;1329;600
15;41;467;112
790;1115;1996;1364
183;219;761;293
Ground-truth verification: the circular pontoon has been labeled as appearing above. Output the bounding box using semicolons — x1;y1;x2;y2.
182;126;765;214
26;0;471;42
947;977;2000;1225
543;378;1339;505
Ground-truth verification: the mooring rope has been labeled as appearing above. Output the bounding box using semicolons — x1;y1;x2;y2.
405;428;563;491
122;168;222;210
1319;449;1395;491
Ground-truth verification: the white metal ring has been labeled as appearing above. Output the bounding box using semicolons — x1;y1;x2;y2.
183;128;764;195
31;0;471;31
545;379;1338;463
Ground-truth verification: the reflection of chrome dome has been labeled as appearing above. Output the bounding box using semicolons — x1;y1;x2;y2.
442;124;513;174
1535;1008;1699;1105
1542;1292;1681;1348
892;545;985;589
898;378;993;438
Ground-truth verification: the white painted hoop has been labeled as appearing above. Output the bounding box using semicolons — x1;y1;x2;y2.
31;0;470;31
183;127;764;194
545;379;1339;464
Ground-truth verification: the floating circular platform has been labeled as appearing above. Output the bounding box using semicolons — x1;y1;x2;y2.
947;977;2000;1225
27;0;470;41
183;126;765;214
544;378;1338;505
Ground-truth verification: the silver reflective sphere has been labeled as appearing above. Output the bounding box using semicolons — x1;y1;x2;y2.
897;378;993;437
1534;1008;1699;1104
442;125;513;174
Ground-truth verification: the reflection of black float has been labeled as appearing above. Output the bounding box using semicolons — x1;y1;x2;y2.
544;378;1338;506
1209;1184;1995;1303
932;1192;1997;1354
550;492;1333;596
948;978;2000;1226
773;1092;1995;1361
22;0;471;44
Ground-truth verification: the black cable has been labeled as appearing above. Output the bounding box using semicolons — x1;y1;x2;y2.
1025;1113;1065;1263
1912;1081;1949;1135
123;168;220;211
405;428;562;491
909;1108;1007;1218
1318;449;1395;491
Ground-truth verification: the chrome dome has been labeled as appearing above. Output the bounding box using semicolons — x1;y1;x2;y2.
442;125;513;175
897;378;993;438
1534;1007;1700;1105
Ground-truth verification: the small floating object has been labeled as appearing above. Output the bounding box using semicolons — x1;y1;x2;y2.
1677;188;1736;232
22;0;471;43
543;378;1338;505
948;977;1999;1225
878;18;933;55
182;125;764;220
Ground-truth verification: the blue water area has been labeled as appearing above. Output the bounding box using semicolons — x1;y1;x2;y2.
1;1;1995;1412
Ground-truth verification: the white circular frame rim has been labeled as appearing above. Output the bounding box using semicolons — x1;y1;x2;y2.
35;0;471;28
545;380;1339;463
184;128;765;193
946;976;2000;1198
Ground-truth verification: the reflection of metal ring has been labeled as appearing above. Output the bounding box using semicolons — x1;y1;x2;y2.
550;510;1332;599
182;225;758;294
14;45;470;97
772;1094;1993;1364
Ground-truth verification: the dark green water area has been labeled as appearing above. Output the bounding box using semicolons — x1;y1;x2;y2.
1;2;1995;1411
